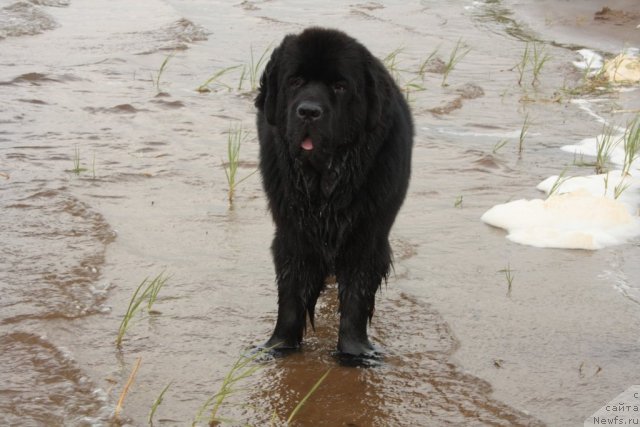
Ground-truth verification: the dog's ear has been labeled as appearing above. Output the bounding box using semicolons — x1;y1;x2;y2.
364;58;383;132
255;47;281;126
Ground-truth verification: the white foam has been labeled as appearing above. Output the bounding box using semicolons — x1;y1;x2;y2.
482;167;640;250
560;134;627;165
537;170;640;213
560;124;640;171
573;49;604;75
481;187;640;250
603;52;640;83
572;48;640;83
482;50;640;250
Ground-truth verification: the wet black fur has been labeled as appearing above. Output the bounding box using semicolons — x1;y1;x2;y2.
255;28;413;356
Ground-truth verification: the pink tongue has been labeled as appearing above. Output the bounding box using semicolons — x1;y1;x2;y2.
301;137;314;151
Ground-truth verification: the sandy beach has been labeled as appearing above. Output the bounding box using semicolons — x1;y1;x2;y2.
1;1;639;425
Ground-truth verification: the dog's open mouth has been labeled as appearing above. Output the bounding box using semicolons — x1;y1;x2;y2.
301;136;314;151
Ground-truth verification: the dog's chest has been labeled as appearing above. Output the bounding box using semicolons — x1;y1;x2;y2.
291;188;353;260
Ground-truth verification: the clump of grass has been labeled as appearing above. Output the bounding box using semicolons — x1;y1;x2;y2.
196;65;242;93
116;272;170;348
614;179;630;199
597;116;640;200
155;53;174;93
593;123;622;174
531;42;551;85
192;349;266;426
547;167;570;197
498;264;515;297
148;381;172;426
454;195;463;208
514;42;550;86
518;113;530;155
382;47;405;82
417;47;440;79
380;47;438;102
562;71;610;98
146;274;167;312
70;145;88;175
558;51;624;98
239;45;272;92
193;347;331;426
223;123;257;205
580;54;605;83
516;43;530;86
621;116;640;177
441;39;470;87
402;77;426;103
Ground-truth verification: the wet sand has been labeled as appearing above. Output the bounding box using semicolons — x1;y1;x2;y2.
1;1;639;426
510;0;640;52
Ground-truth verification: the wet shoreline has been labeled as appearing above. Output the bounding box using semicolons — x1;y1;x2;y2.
1;0;639;425
510;0;640;53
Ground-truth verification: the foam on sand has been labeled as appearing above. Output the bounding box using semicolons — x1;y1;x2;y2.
603;51;640;83
483;73;640;250
481;187;640;250
481;172;640;250
572;49;604;75
482;145;640;250
572;48;640;83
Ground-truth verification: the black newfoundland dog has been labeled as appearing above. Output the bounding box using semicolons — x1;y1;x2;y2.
255;28;413;357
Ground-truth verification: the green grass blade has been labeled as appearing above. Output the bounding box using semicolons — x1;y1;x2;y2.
148;381;172;426
146;272;169;311
155;52;175;92
116;277;150;347
622;116;640;176
116;272;169;347
286;369;331;424
442;39;470;86
518;113;530;155
196;65;242;93
547;167;570;197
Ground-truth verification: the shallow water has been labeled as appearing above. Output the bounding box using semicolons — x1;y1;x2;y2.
1;0;639;426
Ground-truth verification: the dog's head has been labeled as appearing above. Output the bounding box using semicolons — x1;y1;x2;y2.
255;28;383;171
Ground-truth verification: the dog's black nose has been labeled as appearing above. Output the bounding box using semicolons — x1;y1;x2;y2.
296;101;323;121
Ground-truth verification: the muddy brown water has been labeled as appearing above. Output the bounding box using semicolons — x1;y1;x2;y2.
2;0;640;426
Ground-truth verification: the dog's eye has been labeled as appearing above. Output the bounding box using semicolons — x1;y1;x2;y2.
332;81;347;94
288;76;304;88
